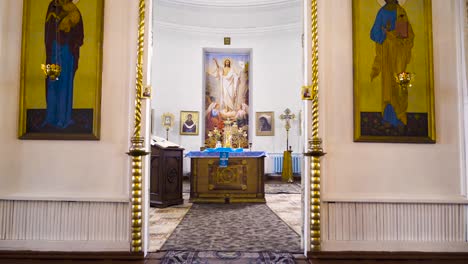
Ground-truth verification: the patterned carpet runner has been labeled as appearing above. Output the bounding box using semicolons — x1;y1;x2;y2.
161;203;301;252
159;250;297;264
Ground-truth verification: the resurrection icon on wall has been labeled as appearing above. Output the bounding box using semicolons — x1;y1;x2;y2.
18;0;104;140
352;0;435;143
204;49;250;147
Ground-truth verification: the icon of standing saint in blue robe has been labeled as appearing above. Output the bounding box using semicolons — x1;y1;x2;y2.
43;0;84;129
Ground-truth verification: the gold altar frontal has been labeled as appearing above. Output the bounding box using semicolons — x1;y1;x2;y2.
187;151;266;203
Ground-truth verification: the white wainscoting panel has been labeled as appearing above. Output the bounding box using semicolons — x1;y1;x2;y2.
0;200;130;251
322;202;468;251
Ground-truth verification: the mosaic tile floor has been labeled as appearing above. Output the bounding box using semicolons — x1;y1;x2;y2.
149;181;302;252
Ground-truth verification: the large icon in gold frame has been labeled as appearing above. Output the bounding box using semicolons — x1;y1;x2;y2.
352;0;435;143
203;49;251;147
18;0;104;140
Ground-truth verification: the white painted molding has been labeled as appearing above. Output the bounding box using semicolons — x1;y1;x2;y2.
0;196;129;203
0;240;129;252
322;194;468;204
154;21;301;36
322;241;468;252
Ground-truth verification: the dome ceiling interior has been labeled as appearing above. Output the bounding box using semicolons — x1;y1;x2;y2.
154;0;302;31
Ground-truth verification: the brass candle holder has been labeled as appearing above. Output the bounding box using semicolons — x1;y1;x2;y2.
208;127;222;148
206;119;248;149
395;71;415;91
231;122;248;149
41;63;61;80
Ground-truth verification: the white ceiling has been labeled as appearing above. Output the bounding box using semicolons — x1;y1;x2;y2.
153;0;302;34
157;0;299;8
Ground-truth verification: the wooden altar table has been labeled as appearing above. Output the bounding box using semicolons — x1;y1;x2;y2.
186;151;267;203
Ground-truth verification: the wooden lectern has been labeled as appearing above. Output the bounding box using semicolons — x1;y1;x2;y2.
150;144;184;208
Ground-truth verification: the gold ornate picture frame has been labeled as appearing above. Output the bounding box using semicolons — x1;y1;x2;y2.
256;111;274;136
18;0;104;140
301;86;313;100
180;111;199;135
352;0;435;143
203;49;251;147
161;112;174;130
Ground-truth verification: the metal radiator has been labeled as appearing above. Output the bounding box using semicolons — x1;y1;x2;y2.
270;153;302;174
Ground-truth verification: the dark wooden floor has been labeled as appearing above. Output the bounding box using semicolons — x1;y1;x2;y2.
0;252;145;264
308;251;468;264
1;251;468;263
0;256;308;263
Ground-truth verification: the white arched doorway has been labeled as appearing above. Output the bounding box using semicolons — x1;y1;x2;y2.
135;0;319;256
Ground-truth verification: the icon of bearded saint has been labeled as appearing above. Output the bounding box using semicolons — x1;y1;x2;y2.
370;0;413;127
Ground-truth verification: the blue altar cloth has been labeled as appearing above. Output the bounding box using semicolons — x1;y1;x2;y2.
204;147;244;153
185;151;267;158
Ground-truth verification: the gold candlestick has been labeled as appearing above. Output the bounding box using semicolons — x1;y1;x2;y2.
223;119;233;148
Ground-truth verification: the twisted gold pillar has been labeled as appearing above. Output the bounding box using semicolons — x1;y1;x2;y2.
304;0;325;252
127;0;149;253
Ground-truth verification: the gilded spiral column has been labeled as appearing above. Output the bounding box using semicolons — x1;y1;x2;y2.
127;0;149;253
304;0;325;252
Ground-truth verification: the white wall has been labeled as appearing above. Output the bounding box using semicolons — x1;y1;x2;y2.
151;26;303;154
463;0;468;197
320;0;467;203
0;0;137;201
313;0;468;252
